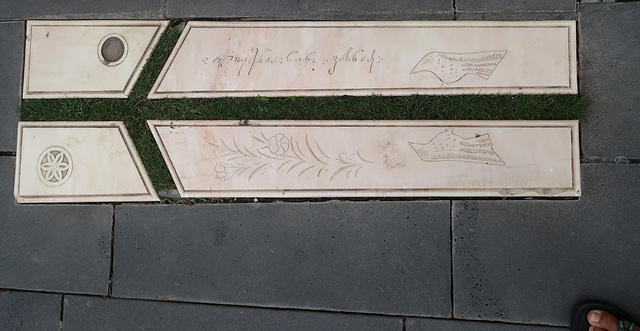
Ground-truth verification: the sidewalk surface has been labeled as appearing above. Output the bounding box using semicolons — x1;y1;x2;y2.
1;1;639;330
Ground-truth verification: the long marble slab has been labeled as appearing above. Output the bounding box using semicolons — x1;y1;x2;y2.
149;21;577;98
15;122;159;203
23;20;168;98
148;120;580;198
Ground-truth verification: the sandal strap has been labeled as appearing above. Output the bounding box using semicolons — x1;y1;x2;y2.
619;320;636;331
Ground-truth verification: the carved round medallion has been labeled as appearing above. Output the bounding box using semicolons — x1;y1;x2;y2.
37;146;73;186
98;34;128;66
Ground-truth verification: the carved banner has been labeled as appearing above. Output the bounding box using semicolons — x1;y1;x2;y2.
149;21;577;98
149;120;580;198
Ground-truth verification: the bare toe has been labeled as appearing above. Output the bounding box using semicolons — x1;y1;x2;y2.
588;310;619;331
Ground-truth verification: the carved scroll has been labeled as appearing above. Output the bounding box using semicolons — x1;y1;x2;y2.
148;120;580;198
149;21;577;98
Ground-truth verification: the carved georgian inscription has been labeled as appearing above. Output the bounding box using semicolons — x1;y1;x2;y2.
149;21;576;98
202;47;382;77
148;120;580;198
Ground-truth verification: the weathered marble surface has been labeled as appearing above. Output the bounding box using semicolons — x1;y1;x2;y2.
149;21;576;98
149;120;580;198
15;122;158;203
23;20;168;98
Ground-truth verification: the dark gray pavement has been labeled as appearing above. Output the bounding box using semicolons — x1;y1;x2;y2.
2;1;639;330
0;22;23;152
406;318;567;330
456;0;575;15
453;164;640;326
579;2;640;159
0;158;113;295
166;0;453;20
112;201;451;317
0;290;60;330
0;0;164;20
63;295;402;330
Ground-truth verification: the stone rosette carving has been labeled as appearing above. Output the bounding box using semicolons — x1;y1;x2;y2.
37;146;73;186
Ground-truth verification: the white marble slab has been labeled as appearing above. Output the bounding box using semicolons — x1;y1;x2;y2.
15;122;159;203
23;20;168;98
148;120;580;198
149;21;577;98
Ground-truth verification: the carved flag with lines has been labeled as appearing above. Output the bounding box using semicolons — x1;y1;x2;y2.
410;50;507;85
409;129;505;166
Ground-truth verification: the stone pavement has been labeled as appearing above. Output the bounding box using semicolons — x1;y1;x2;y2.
1;1;639;330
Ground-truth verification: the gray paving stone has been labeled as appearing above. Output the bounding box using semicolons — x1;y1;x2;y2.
0;290;61;330
457;11;577;20
453;164;640;326
456;0;575;13
302;0;453;20
0;157;113;294
166;0;301;19
407;317;567;330
579;2;640;159
0;22;23;152
0;0;163;19
167;0;453;20
63;295;402;330
113;201;451;317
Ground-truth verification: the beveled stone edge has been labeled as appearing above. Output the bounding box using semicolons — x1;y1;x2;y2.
15;121;160;203
23;20;169;99
147;120;185;197
148;120;581;198
148;20;577;99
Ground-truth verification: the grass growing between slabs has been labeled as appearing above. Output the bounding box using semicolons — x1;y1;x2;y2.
20;26;591;194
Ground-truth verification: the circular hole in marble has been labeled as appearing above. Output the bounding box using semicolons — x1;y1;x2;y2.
98;34;128;66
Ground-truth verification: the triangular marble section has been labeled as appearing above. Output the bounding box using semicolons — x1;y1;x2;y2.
15;122;159;203
23;20;168;99
149;21;576;99
148;120;580;198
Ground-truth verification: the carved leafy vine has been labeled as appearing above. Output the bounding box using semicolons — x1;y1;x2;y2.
207;132;373;182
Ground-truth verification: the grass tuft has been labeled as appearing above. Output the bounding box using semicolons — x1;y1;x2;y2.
20;27;590;192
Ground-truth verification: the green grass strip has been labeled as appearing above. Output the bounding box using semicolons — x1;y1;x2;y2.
20;27;590;192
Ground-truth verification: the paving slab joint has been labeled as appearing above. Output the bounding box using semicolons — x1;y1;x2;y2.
449;200;455;318
162;0;167;19
582;157;640;164
453;0;457;20
59;294;64;330
107;205;116;296
456;6;577;13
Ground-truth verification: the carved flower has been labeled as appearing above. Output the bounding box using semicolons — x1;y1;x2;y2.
39;148;72;185
215;162;241;181
268;133;290;156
